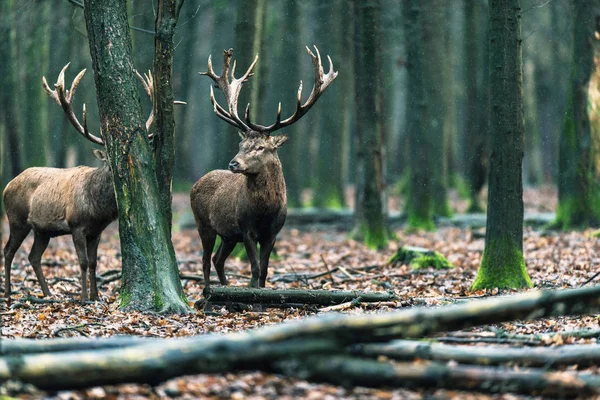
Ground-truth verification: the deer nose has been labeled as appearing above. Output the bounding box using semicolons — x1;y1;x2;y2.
229;160;242;172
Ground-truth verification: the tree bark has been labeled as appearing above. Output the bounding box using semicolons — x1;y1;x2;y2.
313;0;346;210
275;356;600;397
153;0;184;228
0;0;22;178
354;340;600;367
472;0;532;290
202;286;397;305
83;0;190;313
352;0;388;249
555;0;600;228
422;0;451;217
463;0;488;212
403;0;433;231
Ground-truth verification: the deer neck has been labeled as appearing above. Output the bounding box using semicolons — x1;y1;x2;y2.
244;158;286;209
88;167;118;218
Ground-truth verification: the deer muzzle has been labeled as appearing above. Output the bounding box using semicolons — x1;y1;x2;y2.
228;159;245;173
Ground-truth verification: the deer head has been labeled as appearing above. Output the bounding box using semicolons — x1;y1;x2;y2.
199;46;338;175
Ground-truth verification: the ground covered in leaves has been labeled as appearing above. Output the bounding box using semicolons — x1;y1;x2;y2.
1;188;600;399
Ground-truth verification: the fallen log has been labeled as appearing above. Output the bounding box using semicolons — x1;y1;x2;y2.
202;286;398;305
3;285;600;390
275;356;600;398
0;337;153;355
352;340;600;367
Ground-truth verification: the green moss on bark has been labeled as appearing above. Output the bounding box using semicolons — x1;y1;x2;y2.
472;237;532;290
406;213;435;233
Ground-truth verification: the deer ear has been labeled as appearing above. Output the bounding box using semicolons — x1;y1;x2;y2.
271;134;288;148
92;149;108;162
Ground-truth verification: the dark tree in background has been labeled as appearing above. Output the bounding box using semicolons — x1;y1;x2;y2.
313;0;346;209
84;0;190;313
473;0;532;290
0;0;22;179
463;0;489;213
555;0;600;229
403;0;433;231
422;0;451;218
352;0;388;249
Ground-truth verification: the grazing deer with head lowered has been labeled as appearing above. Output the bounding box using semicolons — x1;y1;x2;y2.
191;46;338;288
3;64;155;302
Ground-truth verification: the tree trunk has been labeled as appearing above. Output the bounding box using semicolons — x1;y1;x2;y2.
403;1;433;230
83;0;190;313
313;0;346;210
422;0;451;217
0;0;22;178
463;0;488;213
472;0;532;290
278;1;303;207
153;0;184;228
555;0;600;228
352;0;388;249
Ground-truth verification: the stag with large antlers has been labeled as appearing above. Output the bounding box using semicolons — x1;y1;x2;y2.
3;64;154;302
191;46;338;288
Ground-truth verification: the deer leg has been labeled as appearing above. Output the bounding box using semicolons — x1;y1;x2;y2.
258;237;276;288
28;232;51;297
3;225;31;298
243;235;260;288
86;234;102;301
200;230;216;287
213;240;236;285
72;230;89;303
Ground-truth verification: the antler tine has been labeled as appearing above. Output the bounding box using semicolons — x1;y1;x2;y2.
43;63;104;146
199;48;257;132
244;45;338;135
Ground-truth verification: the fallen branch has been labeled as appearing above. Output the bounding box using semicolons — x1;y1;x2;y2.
352;340;600;367
434;336;541;346
202;286;397;306
0;337;154;355
275;356;600;397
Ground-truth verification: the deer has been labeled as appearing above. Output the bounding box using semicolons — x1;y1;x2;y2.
2;63;156;302
191;46;338;288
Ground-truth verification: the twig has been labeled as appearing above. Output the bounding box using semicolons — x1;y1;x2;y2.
320;254;335;283
435;336;542;346
320;297;362;312
581;270;600;287
52;323;105;338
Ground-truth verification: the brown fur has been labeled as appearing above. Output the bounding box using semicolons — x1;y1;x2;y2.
190;133;287;287
3;159;117;301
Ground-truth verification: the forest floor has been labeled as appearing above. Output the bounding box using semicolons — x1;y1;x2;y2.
2;187;600;399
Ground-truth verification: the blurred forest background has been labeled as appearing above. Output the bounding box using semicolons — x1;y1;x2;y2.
0;0;571;210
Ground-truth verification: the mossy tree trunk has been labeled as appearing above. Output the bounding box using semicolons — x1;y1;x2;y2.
313;0;346;210
84;0;190;313
555;0;600;229
403;0;433;230
0;0;21;179
463;0;489;213
422;0;451;217
352;0;388;249
472;0;532;290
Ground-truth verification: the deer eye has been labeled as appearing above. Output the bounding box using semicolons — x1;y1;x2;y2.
256;146;265;151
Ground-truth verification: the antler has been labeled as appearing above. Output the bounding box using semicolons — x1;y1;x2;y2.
245;46;338;135
42;63;104;145
199;48;258;132
200;46;338;136
43;64;160;146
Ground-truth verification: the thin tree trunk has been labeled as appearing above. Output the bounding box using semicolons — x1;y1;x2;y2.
403;0;433;230
84;0;190;313
278;1;303;207
422;0;451;217
472;0;532;290
313;0;346;209
0;0;22;178
555;0;600;228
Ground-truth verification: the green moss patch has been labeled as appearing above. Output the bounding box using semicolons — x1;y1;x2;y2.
389;246;453;270
472;236;532;290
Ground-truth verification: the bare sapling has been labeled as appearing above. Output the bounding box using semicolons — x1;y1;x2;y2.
191;46;338;288
2;64;155;302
